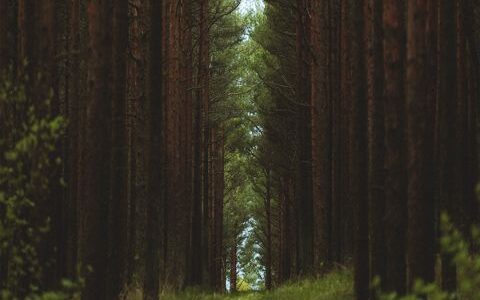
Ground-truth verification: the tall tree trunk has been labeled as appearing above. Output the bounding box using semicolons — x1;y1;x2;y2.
126;0;149;285
229;241;238;293
80;1;113;298
107;0;129;298
367;0;386;294
182;0;194;288
350;0;369;298
437;0;457;291
200;0;211;286
265;169;273;290
310;0;332;272
339;0;353;264
295;0;314;276
190;0;204;279
406;0;436;288
330;0;342;266
464;0;479;230
65;0;81;280
383;0;407;294
144;0;163;298
0;0;8;69
214;129;225;291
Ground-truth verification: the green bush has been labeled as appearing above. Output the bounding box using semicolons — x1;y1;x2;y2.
0;69;80;299
378;214;480;300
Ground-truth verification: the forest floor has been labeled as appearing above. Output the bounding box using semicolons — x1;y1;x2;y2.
159;269;353;300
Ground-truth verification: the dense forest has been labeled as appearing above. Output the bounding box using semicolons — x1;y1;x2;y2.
1;0;480;299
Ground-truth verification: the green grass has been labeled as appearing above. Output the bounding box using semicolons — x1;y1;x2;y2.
158;269;353;300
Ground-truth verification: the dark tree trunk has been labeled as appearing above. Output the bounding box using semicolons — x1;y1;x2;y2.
310;0;332;272
144;0;163;298
330;0;342;266
383;0;407;294
265;170;273;290
229;240;238;293
107;0;129;298
367;0;386;294
406;0;436;288
437;0;457;291
295;0;314;276
214;129;225;292
350;0;369;298
191;0;208;287
200;0;211;286
126;0;149;285
65;0;81;280
80;1;113;298
0;0;8;69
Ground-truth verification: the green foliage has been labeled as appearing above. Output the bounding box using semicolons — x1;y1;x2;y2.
216;3;271;291
0;70;79;299
236;279;252;292
377;214;480;300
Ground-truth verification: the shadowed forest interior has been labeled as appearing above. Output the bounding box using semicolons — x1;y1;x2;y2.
2;0;480;299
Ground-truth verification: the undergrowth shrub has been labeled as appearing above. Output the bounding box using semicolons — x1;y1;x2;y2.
0;69;81;299
377;213;480;300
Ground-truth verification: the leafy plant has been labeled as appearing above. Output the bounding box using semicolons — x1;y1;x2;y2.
377;213;480;300
0;69;80;299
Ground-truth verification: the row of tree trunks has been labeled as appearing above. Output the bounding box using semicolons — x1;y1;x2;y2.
275;0;480;298
263;0;356;284
0;0;228;298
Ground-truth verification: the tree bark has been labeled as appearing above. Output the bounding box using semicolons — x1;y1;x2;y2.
265;169;273;290
80;1;113;298
310;0;332;272
65;0;81;281
229;240;238;293
0;0;8;69
295;0;314;276
406;0;436;287
383;0;407;294
350;0;369;298
436;0;457;291
367;0;386;294
107;0;129;297
144;0;163;298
